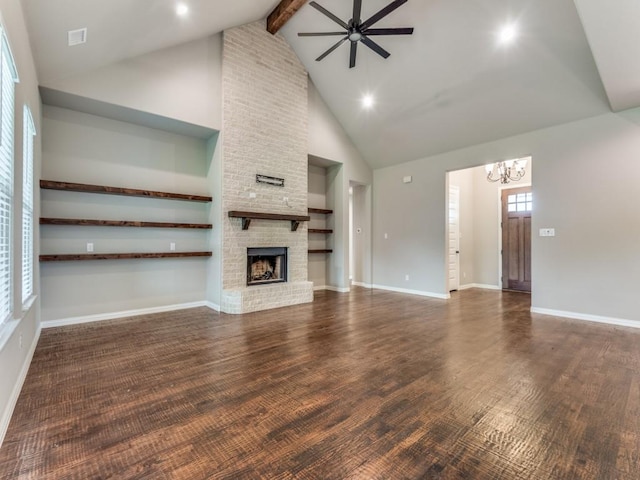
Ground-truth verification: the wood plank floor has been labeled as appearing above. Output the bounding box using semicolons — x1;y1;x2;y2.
2;288;640;479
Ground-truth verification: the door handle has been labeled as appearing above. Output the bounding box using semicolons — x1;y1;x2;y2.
456;250;460;254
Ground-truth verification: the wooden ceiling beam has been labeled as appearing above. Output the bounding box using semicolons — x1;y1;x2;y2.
267;0;308;35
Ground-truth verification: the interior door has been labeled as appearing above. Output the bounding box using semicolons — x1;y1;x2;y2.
448;185;460;291
502;187;532;292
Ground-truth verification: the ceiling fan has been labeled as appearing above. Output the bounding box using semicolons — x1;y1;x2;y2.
298;0;414;68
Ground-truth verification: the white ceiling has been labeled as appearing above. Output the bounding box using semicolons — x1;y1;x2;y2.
21;0;640;169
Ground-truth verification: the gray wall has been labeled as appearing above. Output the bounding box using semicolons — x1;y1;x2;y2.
0;0;42;445
374;109;640;322
41;35;223;131
351;183;371;286
40;106;212;321
308;80;373;290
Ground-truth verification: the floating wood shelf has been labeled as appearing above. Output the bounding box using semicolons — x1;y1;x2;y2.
40;180;212;203
40;252;212;262
308;229;333;234
308;249;333;254
228;211;310;231
40;218;212;229
308;208;333;215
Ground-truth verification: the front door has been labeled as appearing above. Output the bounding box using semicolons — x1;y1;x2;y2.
502;187;532;292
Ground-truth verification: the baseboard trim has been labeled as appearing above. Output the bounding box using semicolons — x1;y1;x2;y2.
42;302;212;328
204;301;221;312
371;284;450;300
531;307;640;329
0;323;41;448
458;283;501;291
351;282;373;289
314;285;350;293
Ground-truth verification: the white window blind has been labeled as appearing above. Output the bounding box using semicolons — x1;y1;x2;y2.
0;29;18;325
22;106;35;304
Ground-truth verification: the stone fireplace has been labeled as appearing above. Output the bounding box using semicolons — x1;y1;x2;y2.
220;21;313;314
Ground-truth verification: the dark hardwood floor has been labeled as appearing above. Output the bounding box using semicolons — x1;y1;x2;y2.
2;288;640;479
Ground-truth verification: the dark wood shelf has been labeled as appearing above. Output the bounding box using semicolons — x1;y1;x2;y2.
40;252;212;262
228;211;310;231
40;218;212;229
40;180;212;203
308;229;333;234
308;208;333;215
308;249;333;254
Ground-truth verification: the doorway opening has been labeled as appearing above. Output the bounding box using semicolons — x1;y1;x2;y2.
446;157;532;293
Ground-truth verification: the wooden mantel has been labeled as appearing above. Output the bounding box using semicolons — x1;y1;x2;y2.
228;211;310;231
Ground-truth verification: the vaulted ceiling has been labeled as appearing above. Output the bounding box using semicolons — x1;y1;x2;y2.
21;0;640;168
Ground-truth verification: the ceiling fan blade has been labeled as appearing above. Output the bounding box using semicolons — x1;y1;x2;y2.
361;0;408;30
298;32;349;36
309;1;349;29
361;36;391;59
316;37;348;61
349;41;358;68
353;0;362;24
363;27;414;35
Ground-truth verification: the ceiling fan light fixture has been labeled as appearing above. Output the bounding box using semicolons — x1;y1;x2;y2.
299;0;414;68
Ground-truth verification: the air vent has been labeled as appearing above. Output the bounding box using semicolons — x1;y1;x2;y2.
67;28;87;46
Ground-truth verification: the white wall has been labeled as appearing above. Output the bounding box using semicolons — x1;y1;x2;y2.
0;0;42;446
448;168;475;287
308;80;373;290
374;108;640;323
39;106;212;322
41;35;223;131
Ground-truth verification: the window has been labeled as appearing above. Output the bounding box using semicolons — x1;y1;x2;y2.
22;106;35;304
507;192;533;213
0;29;18;325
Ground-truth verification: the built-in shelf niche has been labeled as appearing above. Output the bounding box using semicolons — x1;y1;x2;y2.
307;207;333;254
40;180;212;262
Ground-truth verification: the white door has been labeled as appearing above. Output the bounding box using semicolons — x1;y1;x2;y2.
448;185;460;291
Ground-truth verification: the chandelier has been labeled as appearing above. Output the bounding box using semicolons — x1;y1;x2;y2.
485;158;527;184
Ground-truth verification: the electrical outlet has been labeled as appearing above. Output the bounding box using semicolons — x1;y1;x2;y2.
539;228;556;237
170;242;176;251
86;242;94;252
405;274;410;281
384;233;388;239
249;192;256;199
283;196;289;202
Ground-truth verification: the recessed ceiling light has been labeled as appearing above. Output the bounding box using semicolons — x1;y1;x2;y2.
176;3;189;17
498;23;518;45
362;94;375;109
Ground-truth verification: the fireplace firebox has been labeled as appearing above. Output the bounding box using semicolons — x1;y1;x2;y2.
247;247;288;286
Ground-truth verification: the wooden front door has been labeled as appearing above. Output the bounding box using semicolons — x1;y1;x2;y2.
502;187;532;292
